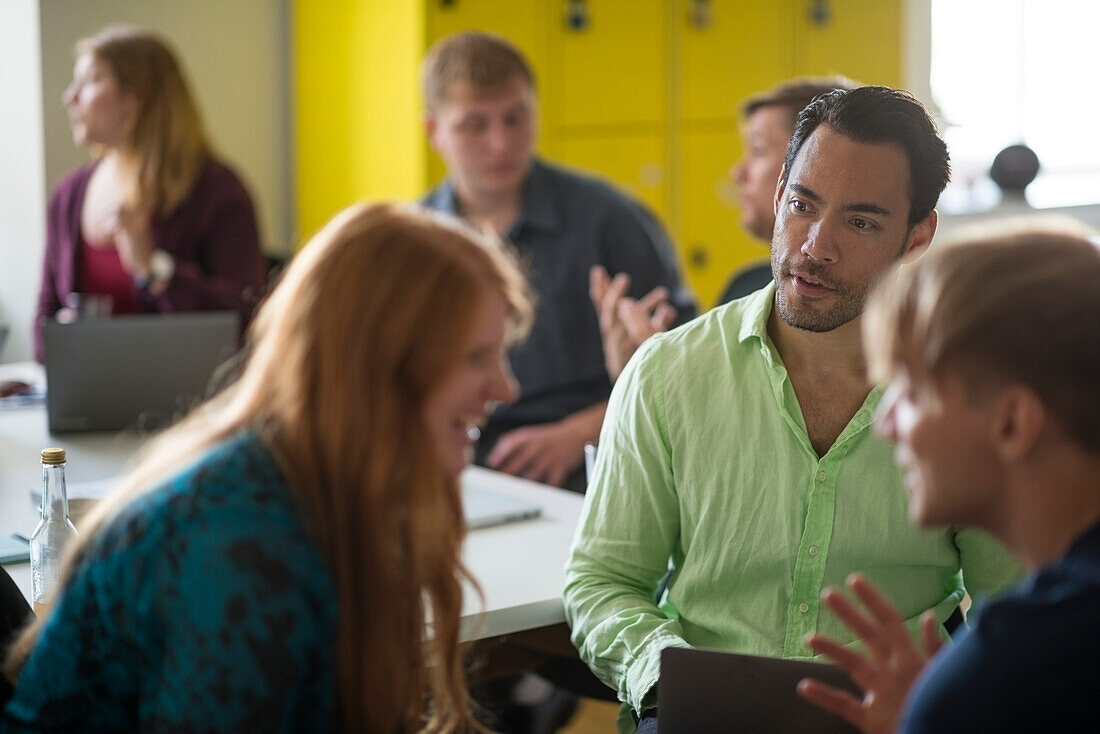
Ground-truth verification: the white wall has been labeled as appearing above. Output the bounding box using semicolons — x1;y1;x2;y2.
904;0;1100;234
1;0;290;364
0;0;46;365
903;0;933;108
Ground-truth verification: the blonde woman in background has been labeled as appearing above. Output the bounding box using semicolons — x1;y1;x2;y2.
5;204;532;733
34;25;265;362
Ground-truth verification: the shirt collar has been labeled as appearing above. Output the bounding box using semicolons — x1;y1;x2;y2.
424;158;561;237
736;281;778;345
423;178;460;214
734;282;886;420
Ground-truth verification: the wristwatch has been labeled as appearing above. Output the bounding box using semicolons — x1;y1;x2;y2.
134;249;176;292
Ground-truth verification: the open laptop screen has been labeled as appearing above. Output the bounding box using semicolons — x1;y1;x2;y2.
43;312;240;433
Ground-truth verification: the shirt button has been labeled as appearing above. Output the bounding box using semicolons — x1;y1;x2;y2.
808;545;819;557
798;602;810;614
817;471;826;481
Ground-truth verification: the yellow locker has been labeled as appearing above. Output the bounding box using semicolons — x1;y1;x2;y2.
294;0;904;285
677;0;794;123
548;132;670;227
673;0;796;302
544;0;667;129
792;0;902;85
294;1;426;242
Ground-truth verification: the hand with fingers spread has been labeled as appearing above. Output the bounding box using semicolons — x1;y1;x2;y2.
796;573;944;734
590;265;678;382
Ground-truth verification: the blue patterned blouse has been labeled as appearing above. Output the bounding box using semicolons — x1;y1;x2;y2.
2;432;338;732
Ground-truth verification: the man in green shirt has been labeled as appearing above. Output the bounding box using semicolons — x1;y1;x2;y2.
563;86;1024;733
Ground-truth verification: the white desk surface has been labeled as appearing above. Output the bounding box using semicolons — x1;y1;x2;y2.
0;362;584;642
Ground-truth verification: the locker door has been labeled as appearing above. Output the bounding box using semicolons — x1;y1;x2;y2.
544;0;667;130
676;0;795;123
792;0;902;85
548;132;670;227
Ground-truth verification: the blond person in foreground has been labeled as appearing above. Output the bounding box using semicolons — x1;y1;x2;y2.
3;204;532;733
798;228;1100;732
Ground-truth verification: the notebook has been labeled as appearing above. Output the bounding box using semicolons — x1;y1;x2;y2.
462;484;542;530
0;534;30;565
658;646;862;734
43;312;240;433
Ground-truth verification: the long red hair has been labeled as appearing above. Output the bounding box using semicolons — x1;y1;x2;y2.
7;203;533;732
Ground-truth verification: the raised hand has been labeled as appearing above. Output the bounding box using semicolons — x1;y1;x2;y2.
796;573;944;734
589;266;677;381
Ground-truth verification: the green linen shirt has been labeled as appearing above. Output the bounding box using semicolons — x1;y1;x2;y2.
563;285;1023;725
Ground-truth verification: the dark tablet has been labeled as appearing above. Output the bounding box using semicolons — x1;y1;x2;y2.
659;646;862;733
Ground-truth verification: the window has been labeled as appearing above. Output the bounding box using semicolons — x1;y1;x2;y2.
929;0;1099;212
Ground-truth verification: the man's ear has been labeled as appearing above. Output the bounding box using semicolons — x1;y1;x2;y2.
992;385;1047;464
900;210;938;264
773;165;788;218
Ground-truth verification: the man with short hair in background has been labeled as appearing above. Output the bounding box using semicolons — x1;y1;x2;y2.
420;31;694;495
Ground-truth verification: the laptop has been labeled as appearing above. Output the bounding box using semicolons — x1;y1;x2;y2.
659;647;862;734
461;484;542;530
43;312;240;433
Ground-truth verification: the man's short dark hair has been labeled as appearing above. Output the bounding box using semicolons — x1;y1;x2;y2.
741;76;859;131
781;86;950;227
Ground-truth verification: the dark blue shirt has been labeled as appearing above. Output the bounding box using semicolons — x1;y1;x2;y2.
423;159;696;483
899;520;1100;732
2;432;337;733
717;261;773;306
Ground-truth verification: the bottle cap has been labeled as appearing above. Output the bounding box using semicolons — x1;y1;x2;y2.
41;447;66;465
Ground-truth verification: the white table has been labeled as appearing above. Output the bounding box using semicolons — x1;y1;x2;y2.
0;363;584;642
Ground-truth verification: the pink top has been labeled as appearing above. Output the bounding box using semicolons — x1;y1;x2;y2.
78;239;139;314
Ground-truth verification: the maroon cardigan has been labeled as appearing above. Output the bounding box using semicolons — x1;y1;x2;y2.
34;157;265;362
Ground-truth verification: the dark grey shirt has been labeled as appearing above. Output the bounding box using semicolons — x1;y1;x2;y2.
423;159;695;487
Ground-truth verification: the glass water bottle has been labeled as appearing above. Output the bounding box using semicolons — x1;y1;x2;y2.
30;447;78;615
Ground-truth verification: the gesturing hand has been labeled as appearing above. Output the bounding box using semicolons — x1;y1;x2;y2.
796;574;944;734
589;266;677;382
